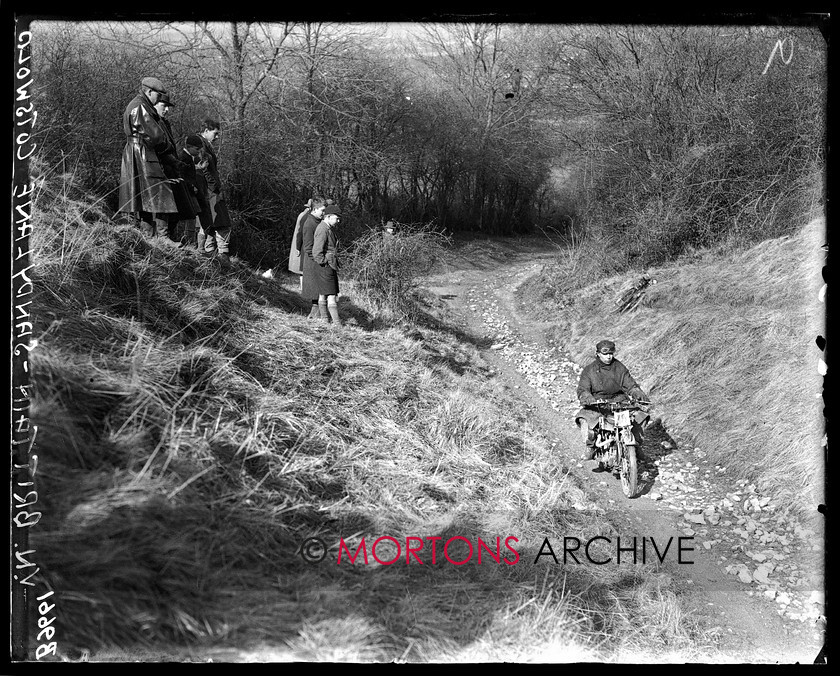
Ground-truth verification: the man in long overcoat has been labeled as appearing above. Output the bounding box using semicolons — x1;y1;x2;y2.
117;77;179;236
296;196;327;318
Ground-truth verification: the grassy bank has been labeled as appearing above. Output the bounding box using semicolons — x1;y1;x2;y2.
526;217;825;516
24;179;714;662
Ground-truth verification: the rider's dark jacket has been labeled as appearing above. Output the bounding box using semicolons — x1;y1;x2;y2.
577;358;647;405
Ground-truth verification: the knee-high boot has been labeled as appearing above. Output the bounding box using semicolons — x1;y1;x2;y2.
327;300;341;326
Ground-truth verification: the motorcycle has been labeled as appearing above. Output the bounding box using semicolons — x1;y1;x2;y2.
614;274;657;314
590;398;651;498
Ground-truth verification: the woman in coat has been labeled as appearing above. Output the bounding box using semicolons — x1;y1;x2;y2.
288;198;312;288
312;205;343;325
298;197;327;318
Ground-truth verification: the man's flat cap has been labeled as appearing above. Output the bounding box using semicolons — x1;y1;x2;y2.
141;77;167;94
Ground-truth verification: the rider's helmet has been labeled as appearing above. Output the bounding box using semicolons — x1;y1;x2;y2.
596;340;615;354
595;340;615;364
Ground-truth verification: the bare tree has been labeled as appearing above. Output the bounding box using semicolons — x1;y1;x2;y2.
160;21;295;203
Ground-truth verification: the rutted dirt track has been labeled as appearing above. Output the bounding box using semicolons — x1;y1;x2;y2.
422;238;825;663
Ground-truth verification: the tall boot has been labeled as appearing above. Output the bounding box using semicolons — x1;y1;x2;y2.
166;215;179;242
327;300;342;326
137;211;156;237
180;219;197;249
197;232;209;256
579;422;596;460
318;300;330;321
306;302;320;319
154;215;170;239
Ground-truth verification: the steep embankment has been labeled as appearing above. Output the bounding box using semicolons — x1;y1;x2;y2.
531;218;826;517
26;194;719;662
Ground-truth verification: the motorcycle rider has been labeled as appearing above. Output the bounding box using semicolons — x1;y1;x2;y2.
575;339;650;460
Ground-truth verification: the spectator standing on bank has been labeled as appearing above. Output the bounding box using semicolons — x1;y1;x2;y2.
154;92;200;242
198;118;232;265
117;76;179;237
178;135;213;250
313;204;343;326
288;198;312;289
297;196;328;318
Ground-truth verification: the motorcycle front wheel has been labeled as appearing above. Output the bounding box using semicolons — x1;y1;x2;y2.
618;440;638;498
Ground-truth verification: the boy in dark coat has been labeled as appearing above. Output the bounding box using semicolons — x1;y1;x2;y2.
313;204;342;325
178;135;212;250
198;119;231;263
154;92;200;241
575;339;649;460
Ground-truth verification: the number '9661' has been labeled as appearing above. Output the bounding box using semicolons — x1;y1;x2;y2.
35;589;57;660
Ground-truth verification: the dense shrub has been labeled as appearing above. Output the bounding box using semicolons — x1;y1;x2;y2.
342;224;449;321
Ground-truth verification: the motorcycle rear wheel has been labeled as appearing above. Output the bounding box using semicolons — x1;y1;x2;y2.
619;440;638;498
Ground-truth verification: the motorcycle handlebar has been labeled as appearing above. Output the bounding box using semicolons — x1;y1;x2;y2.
589;398;652;409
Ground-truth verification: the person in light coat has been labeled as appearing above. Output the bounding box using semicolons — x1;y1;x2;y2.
288;198;312;288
